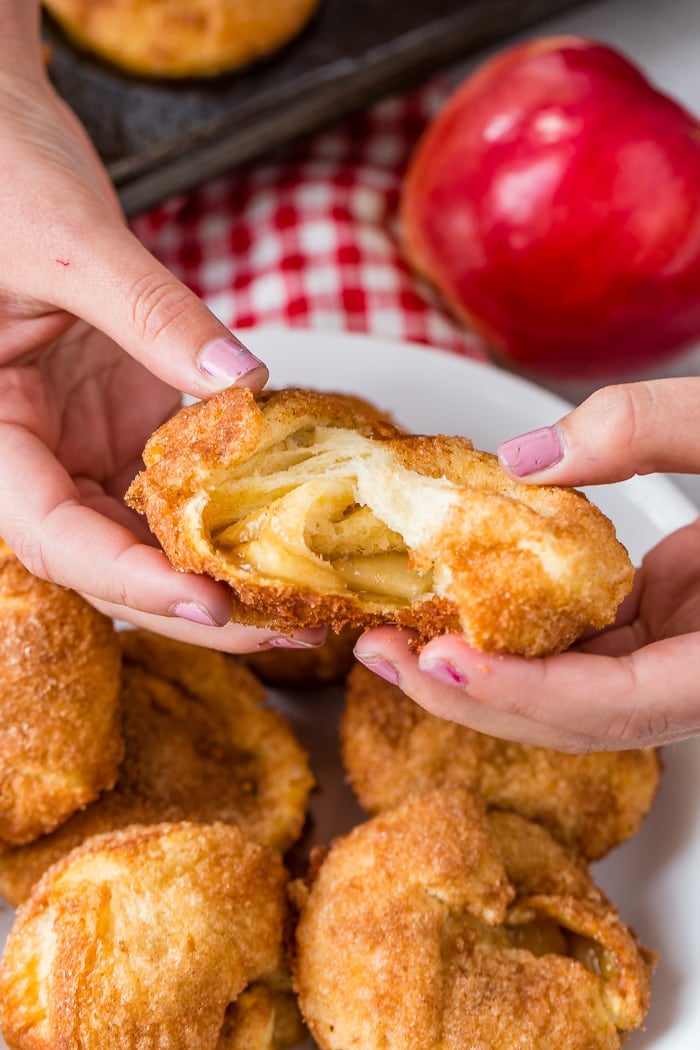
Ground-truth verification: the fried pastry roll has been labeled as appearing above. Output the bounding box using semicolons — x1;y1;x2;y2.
43;0;321;78
0;543;123;850
291;788;655;1050
0;822;304;1050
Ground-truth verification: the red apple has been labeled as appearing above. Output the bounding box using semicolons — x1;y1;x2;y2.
400;36;700;379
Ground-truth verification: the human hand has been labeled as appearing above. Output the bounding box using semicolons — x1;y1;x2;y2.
0;6;321;651
354;378;700;752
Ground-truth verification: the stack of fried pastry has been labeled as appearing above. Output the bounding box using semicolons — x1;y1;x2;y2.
123;383;656;1048
0;383;664;1049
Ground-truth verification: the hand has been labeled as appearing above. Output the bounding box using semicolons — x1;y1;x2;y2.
354;378;700;752
0;7;321;651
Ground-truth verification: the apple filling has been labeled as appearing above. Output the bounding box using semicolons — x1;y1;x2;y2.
446;913;614;980
506;920;614;978
202;424;461;607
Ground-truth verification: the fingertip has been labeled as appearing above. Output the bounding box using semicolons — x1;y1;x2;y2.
197;336;269;395
258;626;328;650
353;626;418;687
417;635;507;684
497;424;565;480
353;651;403;687
170;599;230;628
417;656;470;689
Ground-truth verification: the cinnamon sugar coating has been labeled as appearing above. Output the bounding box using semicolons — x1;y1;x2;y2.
292;788;655;1050
0;543;122;851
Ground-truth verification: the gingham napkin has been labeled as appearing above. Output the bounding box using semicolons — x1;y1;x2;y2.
130;81;488;363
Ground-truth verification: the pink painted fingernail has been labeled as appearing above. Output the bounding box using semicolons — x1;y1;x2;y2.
171;600;224;627
354;653;401;687
263;633;324;650
198;336;268;388
498;425;564;477
420;659;469;688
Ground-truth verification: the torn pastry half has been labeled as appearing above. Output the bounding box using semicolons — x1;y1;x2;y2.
125;387;634;656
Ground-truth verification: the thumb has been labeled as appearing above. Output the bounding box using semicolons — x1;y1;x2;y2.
15;176;268;396
3;64;267;399
24;211;268;400
497;378;700;486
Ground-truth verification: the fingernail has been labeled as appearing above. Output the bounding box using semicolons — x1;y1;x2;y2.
263;633;324;650
419;658;469;688
498;425;564;477
354;653;401;687
171;600;225;627
198;336;268;388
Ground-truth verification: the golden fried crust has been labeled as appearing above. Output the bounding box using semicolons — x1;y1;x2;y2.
0;544;123;851
126;387;634;657
340;664;661;860
0;821;299;1050
0;631;314;905
43;0;321;78
291;788;655;1050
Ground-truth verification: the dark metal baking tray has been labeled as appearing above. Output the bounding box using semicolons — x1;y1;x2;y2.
43;0;587;215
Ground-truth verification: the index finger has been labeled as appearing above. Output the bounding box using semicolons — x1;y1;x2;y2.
0;420;234;623
416;631;700;750
497;377;700;485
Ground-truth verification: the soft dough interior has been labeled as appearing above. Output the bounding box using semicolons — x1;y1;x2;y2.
201;425;461;608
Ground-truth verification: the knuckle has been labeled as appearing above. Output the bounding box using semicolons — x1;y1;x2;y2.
11;534;52;584
596;658;668;746
126;271;191;346
585;382;659;470
602;706;669;748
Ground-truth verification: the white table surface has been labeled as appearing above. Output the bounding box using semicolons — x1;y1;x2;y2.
450;0;700;510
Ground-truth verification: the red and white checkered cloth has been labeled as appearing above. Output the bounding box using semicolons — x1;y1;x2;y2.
130;80;487;363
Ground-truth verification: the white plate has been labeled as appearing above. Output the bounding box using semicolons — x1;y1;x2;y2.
1;328;698;1049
